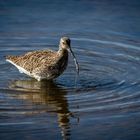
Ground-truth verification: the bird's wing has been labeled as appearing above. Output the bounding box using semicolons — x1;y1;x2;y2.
6;50;57;73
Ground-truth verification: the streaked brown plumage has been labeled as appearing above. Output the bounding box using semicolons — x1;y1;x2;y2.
6;37;79;81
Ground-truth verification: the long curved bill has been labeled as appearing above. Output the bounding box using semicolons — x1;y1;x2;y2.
68;47;79;75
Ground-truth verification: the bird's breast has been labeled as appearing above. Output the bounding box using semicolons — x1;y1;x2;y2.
48;50;68;78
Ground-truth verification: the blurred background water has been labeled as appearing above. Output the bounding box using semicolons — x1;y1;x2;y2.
0;0;140;140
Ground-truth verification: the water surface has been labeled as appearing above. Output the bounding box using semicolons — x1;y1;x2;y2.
0;0;140;140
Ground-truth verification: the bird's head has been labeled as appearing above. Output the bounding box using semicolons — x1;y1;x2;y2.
59;37;79;74
59;37;71;50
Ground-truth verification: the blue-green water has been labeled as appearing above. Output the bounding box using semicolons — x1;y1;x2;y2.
0;0;140;140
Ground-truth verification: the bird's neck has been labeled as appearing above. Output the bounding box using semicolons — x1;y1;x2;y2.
58;48;68;56
57;48;69;69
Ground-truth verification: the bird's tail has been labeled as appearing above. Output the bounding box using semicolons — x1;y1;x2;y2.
5;55;11;60
5;55;18;61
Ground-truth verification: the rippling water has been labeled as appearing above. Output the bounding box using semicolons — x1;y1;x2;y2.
0;0;140;140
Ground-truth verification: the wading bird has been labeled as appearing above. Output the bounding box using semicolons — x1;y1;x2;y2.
6;37;79;81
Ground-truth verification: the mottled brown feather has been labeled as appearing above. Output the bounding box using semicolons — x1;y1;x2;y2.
6;49;68;80
7;50;53;70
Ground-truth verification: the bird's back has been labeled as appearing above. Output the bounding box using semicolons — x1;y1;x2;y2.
6;50;58;72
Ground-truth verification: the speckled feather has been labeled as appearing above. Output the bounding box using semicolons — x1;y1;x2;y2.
6;49;68;80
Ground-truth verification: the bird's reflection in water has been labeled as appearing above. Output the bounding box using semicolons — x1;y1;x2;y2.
9;79;72;140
